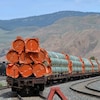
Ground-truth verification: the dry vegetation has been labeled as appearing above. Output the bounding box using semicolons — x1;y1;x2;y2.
1;14;100;61
29;15;100;59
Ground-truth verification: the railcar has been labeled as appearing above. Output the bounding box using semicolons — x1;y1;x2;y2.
0;62;6;75
6;51;100;95
6;37;100;95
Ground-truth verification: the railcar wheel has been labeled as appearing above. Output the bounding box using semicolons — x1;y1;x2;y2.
70;77;73;81
47;80;52;85
33;85;40;95
62;78;67;82
17;87;31;96
39;84;44;91
11;87;16;92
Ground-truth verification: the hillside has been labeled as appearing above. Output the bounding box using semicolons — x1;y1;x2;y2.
1;11;100;61
29;15;100;59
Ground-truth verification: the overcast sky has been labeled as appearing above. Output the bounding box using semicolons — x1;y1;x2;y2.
0;0;100;20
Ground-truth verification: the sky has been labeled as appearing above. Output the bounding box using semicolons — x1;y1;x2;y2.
0;0;100;20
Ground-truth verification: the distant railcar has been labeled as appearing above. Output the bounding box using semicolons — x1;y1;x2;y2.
0;62;6;75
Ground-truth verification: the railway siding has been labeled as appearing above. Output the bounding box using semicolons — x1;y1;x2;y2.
70;77;100;98
86;80;100;92
0;76;100;100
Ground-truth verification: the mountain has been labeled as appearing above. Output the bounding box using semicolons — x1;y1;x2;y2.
1;11;100;61
29;15;100;59
0;11;100;30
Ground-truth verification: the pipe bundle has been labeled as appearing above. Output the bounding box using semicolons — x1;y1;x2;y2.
6;37;100;79
6;37;51;78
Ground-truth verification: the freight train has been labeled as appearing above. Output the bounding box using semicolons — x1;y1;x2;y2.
6;37;100;95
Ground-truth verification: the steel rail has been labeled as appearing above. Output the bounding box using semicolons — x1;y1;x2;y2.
70;76;100;98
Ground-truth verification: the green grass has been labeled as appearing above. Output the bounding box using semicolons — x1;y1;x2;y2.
0;29;33;48
0;83;2;87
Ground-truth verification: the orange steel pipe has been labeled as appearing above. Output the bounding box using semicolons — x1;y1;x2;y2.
6;50;19;64
25;38;40;53
12;36;25;54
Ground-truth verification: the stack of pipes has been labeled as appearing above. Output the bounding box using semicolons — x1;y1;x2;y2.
47;51;69;74
6;36;99;79
6;36;51;78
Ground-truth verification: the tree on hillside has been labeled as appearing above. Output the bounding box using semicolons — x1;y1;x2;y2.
90;56;96;60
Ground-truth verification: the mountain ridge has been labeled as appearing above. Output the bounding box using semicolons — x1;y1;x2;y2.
0;11;100;61
0;11;100;30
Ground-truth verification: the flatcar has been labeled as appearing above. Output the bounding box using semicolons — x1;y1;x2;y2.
6;37;100;95
6;51;100;95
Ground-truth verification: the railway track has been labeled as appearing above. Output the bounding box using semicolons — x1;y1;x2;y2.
0;86;46;100
0;82;23;100
86;80;100;92
13;92;24;100
0;76;100;100
70;76;100;98
39;91;47;100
